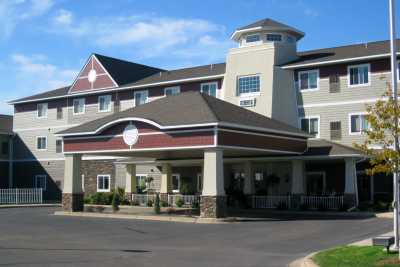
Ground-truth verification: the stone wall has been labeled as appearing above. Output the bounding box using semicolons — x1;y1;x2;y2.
200;196;227;218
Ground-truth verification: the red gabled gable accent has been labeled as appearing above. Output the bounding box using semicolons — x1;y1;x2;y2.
69;55;117;94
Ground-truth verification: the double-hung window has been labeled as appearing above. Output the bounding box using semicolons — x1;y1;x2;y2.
350;113;369;134
164;86;180;96
98;95;112;112
97;175;110;192
201;82;217;97
298;70;319;91
348;64;370;87
37;103;48;118
73;98;85;115
134;90;148;106
36;137;47;150
300;117;319;137
56;139;63;153
237;75;260;96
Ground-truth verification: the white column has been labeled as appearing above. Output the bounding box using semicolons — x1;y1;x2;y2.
63;154;82;194
344;158;356;194
160;163;172;194
291;160;305;194
243;161;254;195
125;164;137;194
202;149;225;196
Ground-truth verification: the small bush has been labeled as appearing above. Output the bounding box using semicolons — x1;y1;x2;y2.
147;199;153;207
175;198;184;208
84;197;92;204
191;201;200;209
154;194;161;214
275;201;288;210
112;192;120;212
131;200;140;206
160;200;168;207
90;192;113;205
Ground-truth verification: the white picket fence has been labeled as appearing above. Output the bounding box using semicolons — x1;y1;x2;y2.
253;195;291;209
131;194;200;207
0;188;43;205
300;196;344;210
252;195;344;210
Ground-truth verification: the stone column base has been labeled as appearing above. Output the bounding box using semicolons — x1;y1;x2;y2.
344;194;357;208
200;196;227;218
62;193;84;212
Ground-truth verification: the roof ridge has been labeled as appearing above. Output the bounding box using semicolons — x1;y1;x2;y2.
299;39;397;54
315;138;362;152
197;92;220;122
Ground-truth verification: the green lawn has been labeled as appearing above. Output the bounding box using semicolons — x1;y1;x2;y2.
313;246;400;267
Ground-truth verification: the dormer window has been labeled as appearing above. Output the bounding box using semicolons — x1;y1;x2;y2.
266;34;282;42
246;34;260;43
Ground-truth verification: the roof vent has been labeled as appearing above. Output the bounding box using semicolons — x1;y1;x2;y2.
210;64;214;70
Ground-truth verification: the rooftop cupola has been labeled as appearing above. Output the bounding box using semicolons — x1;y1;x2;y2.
231;18;305;48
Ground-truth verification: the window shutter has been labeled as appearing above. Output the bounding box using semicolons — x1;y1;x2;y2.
329;74;340;93
330;121;342;140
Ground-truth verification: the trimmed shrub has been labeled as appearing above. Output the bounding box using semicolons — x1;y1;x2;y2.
90;192;113;205
146;199;153;207
112;192;120;212
154;194;161;214
84;197;92;204
131;200;140;206
160;200;168;207
175;198;184;208
191;201;200;209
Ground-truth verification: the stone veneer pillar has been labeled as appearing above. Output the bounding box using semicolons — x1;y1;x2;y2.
125;164;137;201
201;149;226;218
344;158;358;207
62;154;83;212
159;163;172;202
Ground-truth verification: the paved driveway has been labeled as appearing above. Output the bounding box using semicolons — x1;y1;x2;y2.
0;207;392;267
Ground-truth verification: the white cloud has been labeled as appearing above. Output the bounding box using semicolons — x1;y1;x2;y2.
11;53;78;92
53;9;73;25
0;0;54;39
47;12;232;63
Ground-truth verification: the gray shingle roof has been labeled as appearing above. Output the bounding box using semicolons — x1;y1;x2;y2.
303;139;363;157
282;39;399;68
58;91;307;137
0;115;13;135
9;86;70;104
234;18;304;40
124;63;225;87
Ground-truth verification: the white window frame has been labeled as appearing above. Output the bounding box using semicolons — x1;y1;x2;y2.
347;63;371;88
164;86;180;96
298;69;319;92
98;95;112;113
37;103;48;119
73;98;85;115
134;90;149;107
237;74;261;97
299;116;320;138
245;34;261;44
172;173;180;193
35;175;47;191
56;139;63;154
266;33;283;42
200;82;218;97
36;136;47;151
348;112;369;135
97;174;111;192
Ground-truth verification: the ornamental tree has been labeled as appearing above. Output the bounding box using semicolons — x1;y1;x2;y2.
354;84;400;176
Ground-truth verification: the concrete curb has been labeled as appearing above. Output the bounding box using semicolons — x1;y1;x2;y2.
0;204;61;209
54;211;234;224
289;252;318;267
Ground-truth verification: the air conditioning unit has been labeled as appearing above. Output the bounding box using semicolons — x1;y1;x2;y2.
239;98;256;107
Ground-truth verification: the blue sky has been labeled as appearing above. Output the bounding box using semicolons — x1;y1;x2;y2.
0;0;396;114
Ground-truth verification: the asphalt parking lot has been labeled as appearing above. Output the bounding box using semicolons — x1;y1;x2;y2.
0;207;392;267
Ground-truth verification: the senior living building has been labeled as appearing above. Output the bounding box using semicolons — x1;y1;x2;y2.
8;18;395;217
0;115;13;189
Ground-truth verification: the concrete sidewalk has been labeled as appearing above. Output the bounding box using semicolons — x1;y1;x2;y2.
0;204;61;209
